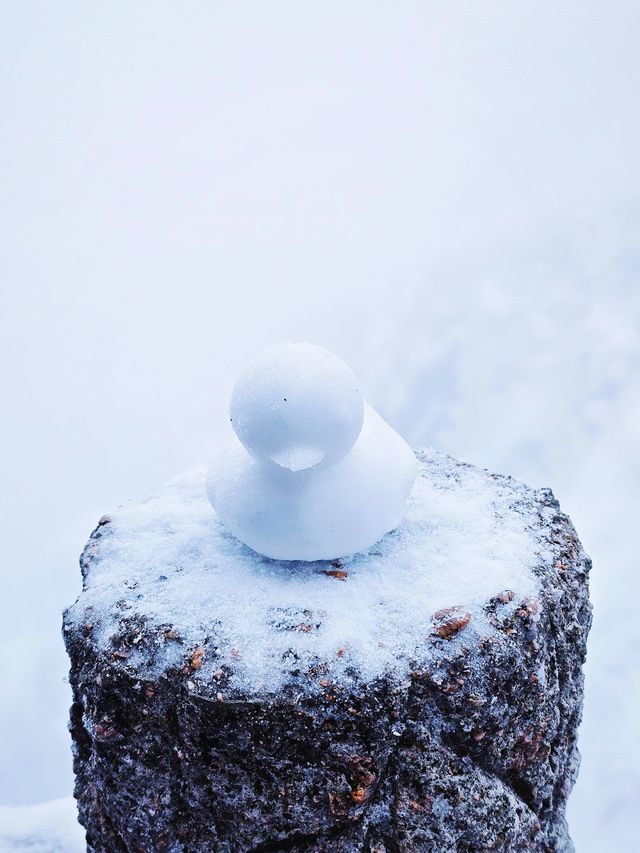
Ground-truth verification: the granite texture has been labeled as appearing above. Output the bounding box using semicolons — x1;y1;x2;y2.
63;453;591;852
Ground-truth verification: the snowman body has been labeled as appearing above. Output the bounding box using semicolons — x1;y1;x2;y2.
208;344;417;561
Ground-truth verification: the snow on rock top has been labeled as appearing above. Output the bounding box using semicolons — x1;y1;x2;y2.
210;343;417;560
66;450;549;694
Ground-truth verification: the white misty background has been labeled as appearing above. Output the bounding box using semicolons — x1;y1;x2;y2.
1;2;638;850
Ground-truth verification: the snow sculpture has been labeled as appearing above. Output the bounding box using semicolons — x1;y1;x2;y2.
207;342;417;560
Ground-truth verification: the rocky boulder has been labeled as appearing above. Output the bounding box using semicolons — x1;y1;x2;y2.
63;450;591;851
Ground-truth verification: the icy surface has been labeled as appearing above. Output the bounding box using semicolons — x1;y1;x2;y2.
67;450;547;693
213;343;416;560
0;797;84;853
230;343;364;471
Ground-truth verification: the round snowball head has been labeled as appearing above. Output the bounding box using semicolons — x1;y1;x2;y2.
229;343;364;471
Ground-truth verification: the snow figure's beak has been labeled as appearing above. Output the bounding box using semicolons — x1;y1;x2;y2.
269;445;326;472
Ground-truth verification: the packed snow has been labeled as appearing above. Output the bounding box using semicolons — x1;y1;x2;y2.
210;343;417;560
66;450;544;693
0;798;84;853
229;343;364;471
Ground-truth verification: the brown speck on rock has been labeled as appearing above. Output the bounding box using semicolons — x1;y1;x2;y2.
351;785;370;804
94;723;116;741
408;799;431;814
432;607;472;639
519;598;540;616
320;569;348;581
112;649;131;659
495;590;515;604
190;647;205;670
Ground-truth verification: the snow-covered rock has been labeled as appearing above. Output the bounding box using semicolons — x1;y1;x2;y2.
63;451;591;851
209;343;417;560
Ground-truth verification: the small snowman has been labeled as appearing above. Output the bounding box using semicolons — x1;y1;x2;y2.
207;343;417;561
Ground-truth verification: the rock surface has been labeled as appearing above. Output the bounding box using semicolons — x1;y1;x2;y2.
63;451;591;852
